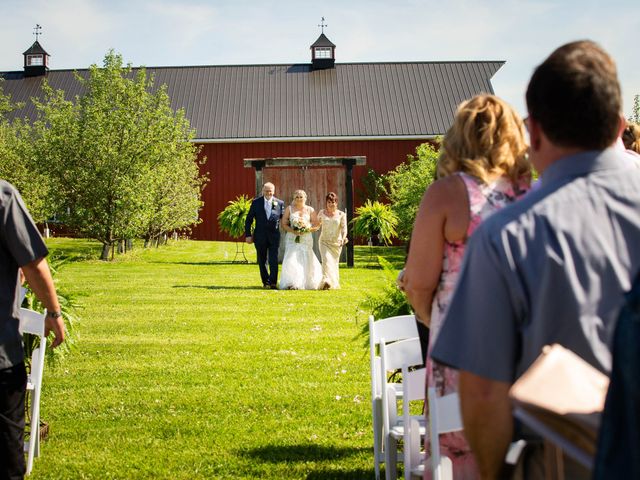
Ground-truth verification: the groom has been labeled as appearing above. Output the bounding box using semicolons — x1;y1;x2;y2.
245;182;285;289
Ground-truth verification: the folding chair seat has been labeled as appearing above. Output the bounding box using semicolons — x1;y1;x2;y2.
369;314;419;480
19;308;47;476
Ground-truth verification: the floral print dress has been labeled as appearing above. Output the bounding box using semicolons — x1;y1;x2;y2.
425;172;529;479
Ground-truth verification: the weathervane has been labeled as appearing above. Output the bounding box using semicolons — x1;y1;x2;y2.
33;24;42;41
318;17;327;33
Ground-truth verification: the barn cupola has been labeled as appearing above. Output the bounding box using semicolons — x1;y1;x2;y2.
23;25;50;77
310;17;335;70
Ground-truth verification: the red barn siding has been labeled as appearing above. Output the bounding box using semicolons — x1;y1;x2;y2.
192;139;429;241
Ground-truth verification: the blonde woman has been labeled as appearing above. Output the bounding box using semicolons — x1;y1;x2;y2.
279;189;322;290
399;94;531;478
317;192;348;289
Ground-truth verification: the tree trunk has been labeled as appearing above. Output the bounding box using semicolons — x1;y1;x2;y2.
101;243;110;261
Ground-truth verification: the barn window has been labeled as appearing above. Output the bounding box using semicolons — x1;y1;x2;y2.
27;55;43;66
315;47;332;59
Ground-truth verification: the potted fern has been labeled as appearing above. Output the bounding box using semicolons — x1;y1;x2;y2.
352;200;398;246
217;195;252;263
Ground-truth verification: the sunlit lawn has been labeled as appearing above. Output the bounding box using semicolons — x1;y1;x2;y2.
31;238;405;479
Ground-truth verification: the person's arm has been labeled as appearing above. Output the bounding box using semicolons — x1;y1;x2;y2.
21;257;64;348
459;371;513;479
340;212;348;244
245;200;256;244
401;179;451;326
310;208;320;231
281;206;292;234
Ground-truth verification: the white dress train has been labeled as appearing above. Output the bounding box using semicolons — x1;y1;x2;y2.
279;207;322;290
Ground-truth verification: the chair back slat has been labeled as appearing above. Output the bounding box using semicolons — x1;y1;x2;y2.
19;308;45;336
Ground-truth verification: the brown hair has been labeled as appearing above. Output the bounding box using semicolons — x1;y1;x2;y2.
437;94;530;184
325;192;338;203
526;40;621;150
623;124;640;154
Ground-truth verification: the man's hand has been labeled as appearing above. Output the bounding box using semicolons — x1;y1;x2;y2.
246;236;253;244
45;314;65;348
459;370;513;479
21;257;65;348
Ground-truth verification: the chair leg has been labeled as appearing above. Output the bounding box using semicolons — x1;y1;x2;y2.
373;398;383;480
439;456;453;480
385;436;398;480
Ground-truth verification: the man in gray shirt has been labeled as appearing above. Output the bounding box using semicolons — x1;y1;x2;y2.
431;41;640;478
1;180;64;478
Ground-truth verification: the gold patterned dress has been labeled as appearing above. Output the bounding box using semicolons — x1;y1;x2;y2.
318;209;347;289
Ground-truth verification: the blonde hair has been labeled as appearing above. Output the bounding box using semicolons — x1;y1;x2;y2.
292;189;307;202
437;95;531;184
622;124;640;154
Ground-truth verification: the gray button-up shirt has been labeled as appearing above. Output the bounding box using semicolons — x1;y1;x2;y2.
0;180;48;370
431;148;640;383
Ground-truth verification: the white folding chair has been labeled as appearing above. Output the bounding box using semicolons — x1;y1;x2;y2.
380;337;425;480
401;365;427;480
19;308;47;476
369;314;419;480
404;381;527;480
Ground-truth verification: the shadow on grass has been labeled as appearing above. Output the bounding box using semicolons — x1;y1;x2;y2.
352;246;406;269
305;469;374;479
173;284;264;290
240;444;373;479
151;261;253;266
240;443;367;463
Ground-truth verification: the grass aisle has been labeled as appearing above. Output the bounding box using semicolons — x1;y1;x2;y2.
32;239;404;479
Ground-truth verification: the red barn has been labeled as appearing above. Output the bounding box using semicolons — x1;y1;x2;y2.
1;33;504;241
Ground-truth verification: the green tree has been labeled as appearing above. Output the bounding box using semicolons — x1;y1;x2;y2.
32;51;207;259
385;142;439;241
356;168;387;203
0;81;53;223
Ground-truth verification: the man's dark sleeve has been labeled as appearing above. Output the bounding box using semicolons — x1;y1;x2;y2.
1;184;48;266
245;200;255;237
431;225;519;383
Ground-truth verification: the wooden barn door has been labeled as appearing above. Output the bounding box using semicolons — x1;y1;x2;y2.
264;166;346;261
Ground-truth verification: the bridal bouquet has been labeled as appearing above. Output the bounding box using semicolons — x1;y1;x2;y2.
290;217;311;243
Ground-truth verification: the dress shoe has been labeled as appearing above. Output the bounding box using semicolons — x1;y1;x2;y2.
263;284;270;289
269;283;279;290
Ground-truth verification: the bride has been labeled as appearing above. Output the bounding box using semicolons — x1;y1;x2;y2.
279;189;323;290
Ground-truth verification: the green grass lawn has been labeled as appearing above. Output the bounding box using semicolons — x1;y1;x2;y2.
31;239;405;479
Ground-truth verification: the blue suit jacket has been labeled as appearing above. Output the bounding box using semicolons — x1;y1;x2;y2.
245;196;285;244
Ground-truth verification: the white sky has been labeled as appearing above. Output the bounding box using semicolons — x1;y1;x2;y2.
1;0;638;118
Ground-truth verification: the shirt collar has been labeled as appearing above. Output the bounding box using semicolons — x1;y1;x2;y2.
541;147;636;186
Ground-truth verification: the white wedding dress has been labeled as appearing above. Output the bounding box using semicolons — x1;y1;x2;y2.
279;207;322;290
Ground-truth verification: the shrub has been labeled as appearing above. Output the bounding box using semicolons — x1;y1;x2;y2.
386;142;439;241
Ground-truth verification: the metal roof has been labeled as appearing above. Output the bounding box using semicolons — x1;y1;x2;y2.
1;61;503;140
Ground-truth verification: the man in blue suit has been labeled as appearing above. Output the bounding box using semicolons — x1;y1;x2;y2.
245;182;285;289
